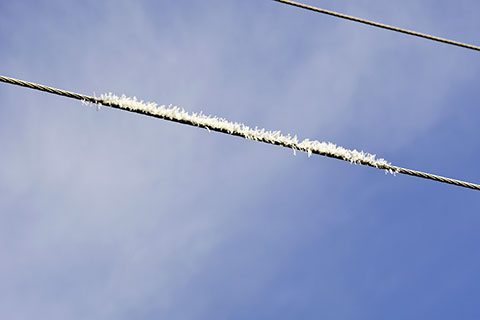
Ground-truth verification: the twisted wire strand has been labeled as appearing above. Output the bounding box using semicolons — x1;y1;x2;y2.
273;0;480;52
1;74;479;191
0;75;100;104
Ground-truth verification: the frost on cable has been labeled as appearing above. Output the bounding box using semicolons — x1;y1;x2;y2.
99;93;390;169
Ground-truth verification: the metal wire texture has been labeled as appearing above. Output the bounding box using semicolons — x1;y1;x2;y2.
273;0;480;52
1;74;479;191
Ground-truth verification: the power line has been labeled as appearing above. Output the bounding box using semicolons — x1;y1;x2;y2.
0;76;99;103
273;0;480;52
1;74;479;191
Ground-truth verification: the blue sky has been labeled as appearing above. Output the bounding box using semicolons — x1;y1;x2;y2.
1;0;479;319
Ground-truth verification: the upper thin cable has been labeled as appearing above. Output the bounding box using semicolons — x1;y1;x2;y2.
273;0;480;52
1;74;479;191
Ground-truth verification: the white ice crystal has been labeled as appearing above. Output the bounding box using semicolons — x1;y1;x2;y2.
98;93;391;170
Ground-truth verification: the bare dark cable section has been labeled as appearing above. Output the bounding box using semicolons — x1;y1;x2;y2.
1;74;479;191
273;0;480;52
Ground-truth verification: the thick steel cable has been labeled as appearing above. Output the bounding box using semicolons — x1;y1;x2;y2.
273;0;480;52
1;74;479;191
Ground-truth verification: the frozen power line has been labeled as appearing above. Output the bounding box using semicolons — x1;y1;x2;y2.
273;0;480;52
1;74;479;191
